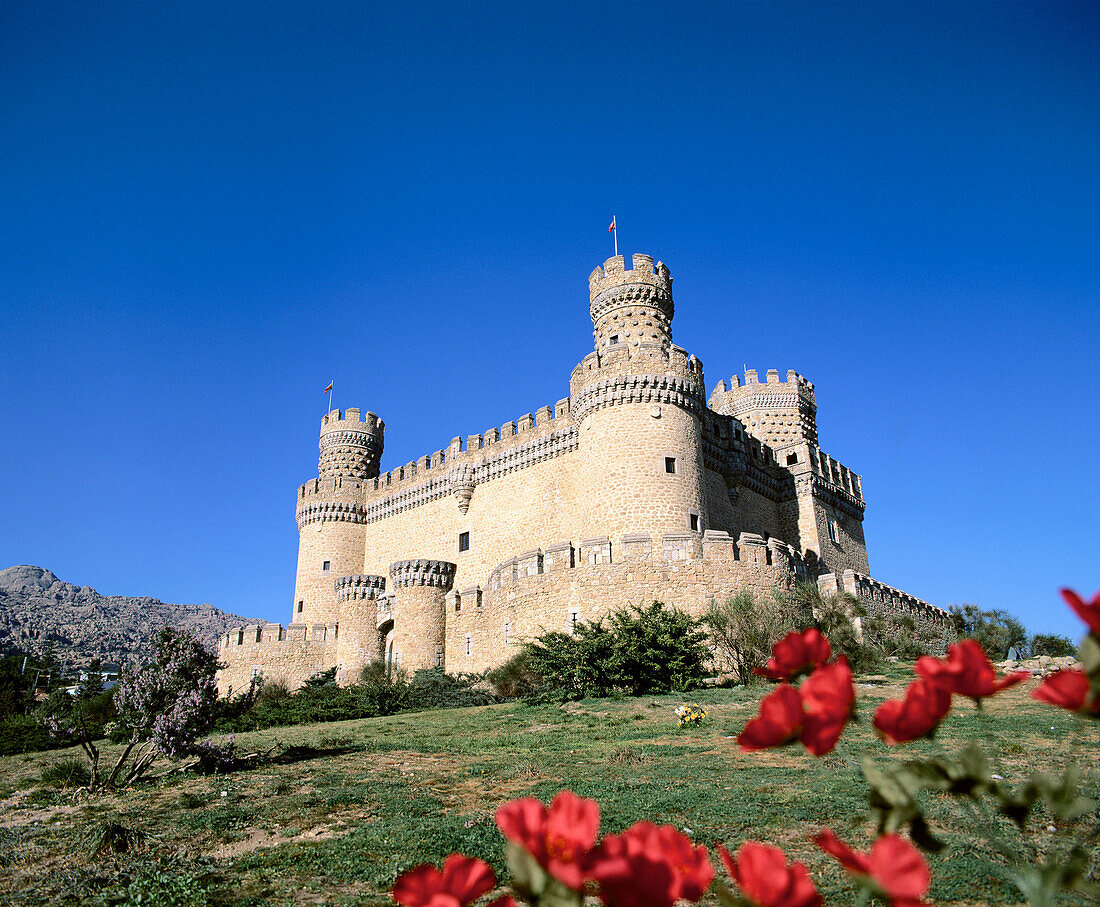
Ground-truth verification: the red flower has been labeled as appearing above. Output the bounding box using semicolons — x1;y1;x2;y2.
738;684;804;752
1061;588;1100;635
755;629;833;681
915;640;1028;699
873;677;953;745
1032;669;1100;717
590;822;714;907
719;841;822;907
495;790;600;889
814;830;930;907
799;657;855;756
393;854;497;907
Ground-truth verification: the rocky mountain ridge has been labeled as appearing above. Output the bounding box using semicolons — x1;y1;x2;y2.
0;565;257;668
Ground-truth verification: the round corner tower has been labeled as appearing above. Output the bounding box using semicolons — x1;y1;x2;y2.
570;254;709;555
292;408;385;628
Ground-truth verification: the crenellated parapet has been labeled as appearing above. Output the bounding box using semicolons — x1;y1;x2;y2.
389;558;457;590
296;476;370;528
334;573;386;603
570;372;707;423
781;442;864;516
820;570;953;649
318;408;385;480
709;369;818;446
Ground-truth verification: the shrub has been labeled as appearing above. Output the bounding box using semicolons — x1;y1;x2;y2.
949;603;1029;659
403;667;498;710
487;650;543;699
524;601;708;699
791;581;879;673
1029;632;1076;657
704;590;799;685
40;756;91;788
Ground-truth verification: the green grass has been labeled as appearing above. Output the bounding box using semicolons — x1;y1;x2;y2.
0;676;1096;905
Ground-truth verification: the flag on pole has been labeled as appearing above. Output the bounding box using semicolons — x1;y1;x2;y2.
608;215;616;232
323;381;333;394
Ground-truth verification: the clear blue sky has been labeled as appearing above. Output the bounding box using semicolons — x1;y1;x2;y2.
1;2;1097;640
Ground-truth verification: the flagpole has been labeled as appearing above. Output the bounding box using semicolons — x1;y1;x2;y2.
613;215;618;256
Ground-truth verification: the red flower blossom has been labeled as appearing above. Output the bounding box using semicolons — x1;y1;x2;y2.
755;629;833;681
814;830;930;907
393;854;497;907
737;684;804;752
1061;588;1100;636
590;822;714;907
873;677;953;745
1032;669;1100;717
915;640;1028;699
799;657;856;756
495;790;600;889
719;841;822;907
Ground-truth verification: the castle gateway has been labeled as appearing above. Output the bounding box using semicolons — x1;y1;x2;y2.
218;254;948;694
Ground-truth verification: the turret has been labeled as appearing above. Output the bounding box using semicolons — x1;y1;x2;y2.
388;559;456;671
291;406;383;629
709;369;818;447
588;254;674;351
318;408;385;479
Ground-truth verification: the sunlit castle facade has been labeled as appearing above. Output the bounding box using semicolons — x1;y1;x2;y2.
217;253;949;694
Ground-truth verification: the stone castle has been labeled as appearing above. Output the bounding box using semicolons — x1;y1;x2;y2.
217;253;949;694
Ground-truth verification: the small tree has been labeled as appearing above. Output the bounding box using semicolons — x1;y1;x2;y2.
791;580;876;671
705;591;795;685
1029;632;1076;658
949;604;1029;659
44;627;220;789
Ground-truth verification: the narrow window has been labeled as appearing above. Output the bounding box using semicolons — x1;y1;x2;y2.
237;629;244;645
786;452;798;465
297;600;304;613
465;633;472;656
455;598;462;612
665;456;677;474
827;516;839;543
503;621;511;644
435;647;443;666
458;531;470;552
322;560;330;572
255;627;262;642
689;513;699;532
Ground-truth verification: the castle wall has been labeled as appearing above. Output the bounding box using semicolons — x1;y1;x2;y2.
445;531;798;672
217;623;337;696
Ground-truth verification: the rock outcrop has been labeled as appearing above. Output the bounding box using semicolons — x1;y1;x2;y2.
0;565;256;668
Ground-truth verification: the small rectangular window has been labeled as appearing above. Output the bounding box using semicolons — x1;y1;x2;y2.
786;452;798;465
689;513;699;532
610;334;619;345
322;560;330;572
665;457;677;474
458;531;470;552
297;600;304;613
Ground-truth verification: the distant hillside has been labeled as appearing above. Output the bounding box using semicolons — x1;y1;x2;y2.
0;565;257;669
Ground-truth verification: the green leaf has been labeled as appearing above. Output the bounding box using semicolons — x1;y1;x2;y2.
1079;634;1100;681
506;841;549;900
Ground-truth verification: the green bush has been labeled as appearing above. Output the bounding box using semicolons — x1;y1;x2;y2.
523;601;709;699
1028;633;1076;658
40;756;91;788
949;604;1029;659
0;714;69;755
487;650;543;699
705;590;803;685
403;667;497;710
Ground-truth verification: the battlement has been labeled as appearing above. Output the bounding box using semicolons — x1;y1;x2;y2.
821;570;951;627
483;530;801;595
320;407;384;435
334;573;386;603
389;558;457;589
787;443;863;501
219;621;339;649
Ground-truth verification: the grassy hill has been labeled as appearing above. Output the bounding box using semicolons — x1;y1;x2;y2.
1;666;1096;905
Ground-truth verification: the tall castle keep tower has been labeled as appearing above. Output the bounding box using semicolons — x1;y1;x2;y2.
571;255;709;555
293;408;384;628
217;249;951;696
